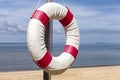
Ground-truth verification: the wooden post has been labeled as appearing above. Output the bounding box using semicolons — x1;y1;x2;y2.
44;0;53;80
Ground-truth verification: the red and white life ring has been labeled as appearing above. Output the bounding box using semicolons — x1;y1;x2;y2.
27;2;80;74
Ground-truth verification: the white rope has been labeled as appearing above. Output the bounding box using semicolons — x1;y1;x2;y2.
35;0;42;9
62;0;66;7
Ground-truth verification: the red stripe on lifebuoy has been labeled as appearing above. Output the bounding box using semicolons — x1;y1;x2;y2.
31;10;49;27
63;45;78;59
35;51;52;68
59;8;73;26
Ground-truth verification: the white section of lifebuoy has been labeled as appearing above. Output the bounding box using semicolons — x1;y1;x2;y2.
27;19;47;60
27;2;80;74
38;2;68;20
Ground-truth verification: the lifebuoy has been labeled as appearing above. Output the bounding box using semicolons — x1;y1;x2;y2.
27;2;80;74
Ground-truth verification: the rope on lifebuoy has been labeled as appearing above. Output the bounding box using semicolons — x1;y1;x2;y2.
27;2;80;74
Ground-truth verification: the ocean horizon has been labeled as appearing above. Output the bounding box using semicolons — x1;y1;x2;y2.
0;42;120;72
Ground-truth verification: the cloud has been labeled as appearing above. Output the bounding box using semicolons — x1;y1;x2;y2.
67;3;120;30
0;0;120;43
81;29;120;35
70;5;100;18
4;20;17;28
2;20;26;34
73;0;120;6
80;28;120;43
1;0;119;34
0;0;39;35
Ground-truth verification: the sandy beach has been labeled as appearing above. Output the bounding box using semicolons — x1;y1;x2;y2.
0;66;120;80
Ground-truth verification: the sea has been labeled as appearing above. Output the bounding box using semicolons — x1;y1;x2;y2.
0;43;120;72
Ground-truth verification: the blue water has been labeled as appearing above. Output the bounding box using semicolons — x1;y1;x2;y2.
0;43;120;71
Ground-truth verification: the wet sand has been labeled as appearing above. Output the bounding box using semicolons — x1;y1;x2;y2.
0;66;120;80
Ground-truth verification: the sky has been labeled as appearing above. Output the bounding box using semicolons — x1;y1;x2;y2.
0;0;120;43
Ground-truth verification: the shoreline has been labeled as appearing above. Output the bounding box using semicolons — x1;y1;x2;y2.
0;65;120;72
